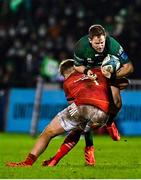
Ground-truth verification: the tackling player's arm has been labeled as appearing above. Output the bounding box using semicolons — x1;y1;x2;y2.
109;37;134;78
74;65;94;77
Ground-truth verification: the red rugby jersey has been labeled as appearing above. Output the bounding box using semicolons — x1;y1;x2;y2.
63;68;110;113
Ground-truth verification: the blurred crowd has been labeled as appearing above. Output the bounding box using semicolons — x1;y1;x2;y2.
0;0;141;88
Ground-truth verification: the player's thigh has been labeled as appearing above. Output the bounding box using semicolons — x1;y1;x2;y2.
44;115;65;136
57;105;82;132
79;105;108;131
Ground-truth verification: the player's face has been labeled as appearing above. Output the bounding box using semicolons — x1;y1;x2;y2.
89;35;106;53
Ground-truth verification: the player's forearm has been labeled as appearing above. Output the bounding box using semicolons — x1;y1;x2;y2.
116;62;134;78
74;65;94;78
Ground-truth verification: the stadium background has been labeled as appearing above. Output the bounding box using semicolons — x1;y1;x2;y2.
0;0;141;135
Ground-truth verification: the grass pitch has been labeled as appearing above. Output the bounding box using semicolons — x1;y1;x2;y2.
0;133;141;179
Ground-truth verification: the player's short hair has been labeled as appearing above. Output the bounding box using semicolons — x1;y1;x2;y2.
59;59;74;76
88;24;106;39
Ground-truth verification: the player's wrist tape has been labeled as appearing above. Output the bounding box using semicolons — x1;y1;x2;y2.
84;68;90;75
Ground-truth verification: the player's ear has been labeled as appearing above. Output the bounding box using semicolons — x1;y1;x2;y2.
88;38;92;44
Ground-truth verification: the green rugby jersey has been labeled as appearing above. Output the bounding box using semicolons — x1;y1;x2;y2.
74;35;130;68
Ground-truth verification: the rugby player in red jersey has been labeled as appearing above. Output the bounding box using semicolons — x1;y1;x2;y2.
6;59;111;167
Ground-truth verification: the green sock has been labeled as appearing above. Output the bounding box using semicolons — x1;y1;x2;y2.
84;131;93;147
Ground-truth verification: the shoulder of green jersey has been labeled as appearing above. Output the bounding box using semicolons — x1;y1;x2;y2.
74;53;84;62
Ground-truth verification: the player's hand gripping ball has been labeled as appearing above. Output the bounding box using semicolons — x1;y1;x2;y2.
101;54;121;73
101;54;121;78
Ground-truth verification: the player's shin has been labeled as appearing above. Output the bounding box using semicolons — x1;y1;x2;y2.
84;131;93;147
42;129;82;166
30;115;66;157
84;131;96;166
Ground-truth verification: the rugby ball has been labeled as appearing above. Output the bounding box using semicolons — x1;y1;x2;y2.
101;54;121;73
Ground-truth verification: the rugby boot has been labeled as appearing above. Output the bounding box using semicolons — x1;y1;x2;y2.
106;122;120;141
84;146;96;166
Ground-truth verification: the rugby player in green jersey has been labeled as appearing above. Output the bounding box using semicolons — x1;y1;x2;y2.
72;24;134;163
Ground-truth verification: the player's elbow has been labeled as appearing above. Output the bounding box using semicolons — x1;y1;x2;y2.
129;63;134;74
127;63;134;75
124;62;134;75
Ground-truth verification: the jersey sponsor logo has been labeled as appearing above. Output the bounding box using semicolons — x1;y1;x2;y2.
95;54;101;57
98;62;102;65
87;58;93;62
95;54;104;57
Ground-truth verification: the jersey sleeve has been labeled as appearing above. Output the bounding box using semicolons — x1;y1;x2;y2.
108;37;131;65
74;42;85;66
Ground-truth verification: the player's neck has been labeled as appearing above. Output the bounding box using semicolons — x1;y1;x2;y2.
64;69;75;79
